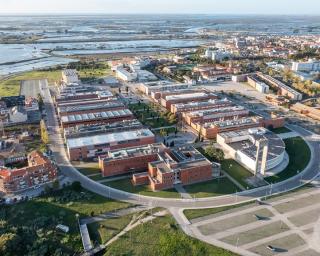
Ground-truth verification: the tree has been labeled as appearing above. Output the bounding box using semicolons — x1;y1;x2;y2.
37;93;44;112
71;181;82;192
160;129;167;138
204;145;225;162
40;120;49;145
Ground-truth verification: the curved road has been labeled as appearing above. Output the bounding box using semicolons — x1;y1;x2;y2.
41;83;320;209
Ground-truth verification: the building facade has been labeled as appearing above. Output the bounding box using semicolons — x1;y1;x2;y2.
0;151;58;194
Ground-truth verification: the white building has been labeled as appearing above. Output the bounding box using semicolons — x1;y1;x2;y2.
292;59;320;72
115;65;157;82
217;128;285;176
205;49;231;61
9;106;28;124
62;69;79;84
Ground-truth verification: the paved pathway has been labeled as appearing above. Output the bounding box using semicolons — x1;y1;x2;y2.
174;184;192;199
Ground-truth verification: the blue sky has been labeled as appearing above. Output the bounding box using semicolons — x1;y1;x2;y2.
0;0;319;14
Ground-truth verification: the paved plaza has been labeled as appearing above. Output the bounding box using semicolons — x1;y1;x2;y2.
188;186;320;256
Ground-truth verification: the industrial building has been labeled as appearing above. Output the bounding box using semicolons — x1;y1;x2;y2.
60;109;134;128
55;90;114;103
183;106;249;125
217;128;285;176
63;119;143;139
170;98;233;115
193;116;285;139
57;101;124;116
139;81;190;96
257;73;302;100
66;129;155;161
0;151;58;194
160;90;218;110
247;75;270;93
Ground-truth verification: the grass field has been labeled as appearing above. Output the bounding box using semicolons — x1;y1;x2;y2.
103;215;238;256
184;178;239;198
0;186;130;255
88;214;134;245
183;201;254;221
72;162;101;176
0;70;61;96
221;159;253;189
265;137;311;183
103;178;180;198
78;67;113;82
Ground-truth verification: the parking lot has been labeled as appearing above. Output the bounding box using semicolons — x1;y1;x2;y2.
189;186;320;256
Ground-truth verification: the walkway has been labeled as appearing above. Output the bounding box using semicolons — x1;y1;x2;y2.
174;184;192;199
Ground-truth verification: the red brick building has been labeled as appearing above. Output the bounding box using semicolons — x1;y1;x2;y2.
67;129;155;161
100;144;213;191
0;151;58;194
192;116;285;139
170;99;233;115
183;106;249;125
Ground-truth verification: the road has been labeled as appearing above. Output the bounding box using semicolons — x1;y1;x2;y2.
40;82;320;209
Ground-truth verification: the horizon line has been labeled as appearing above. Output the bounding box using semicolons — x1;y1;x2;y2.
0;12;319;16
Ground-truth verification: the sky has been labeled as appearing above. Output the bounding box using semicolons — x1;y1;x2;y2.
0;0;320;15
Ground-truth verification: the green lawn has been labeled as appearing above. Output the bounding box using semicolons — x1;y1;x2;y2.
270;127;292;134
88;214;134;245
221;159;253;189
265;137;311;183
0;186;130;255
103;178;180;198
72;162;101;176
0;70;61;96
78;67;113;82
184;202;254;221
184;178;239;198
103;215;238;256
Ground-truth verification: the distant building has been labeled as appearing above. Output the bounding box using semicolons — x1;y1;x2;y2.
9;106;28;124
62;69;79;84
138;81;190;96
292;59;320;72
205;49;232;61
160;90;218;110
0;151;58;194
257;73;302;101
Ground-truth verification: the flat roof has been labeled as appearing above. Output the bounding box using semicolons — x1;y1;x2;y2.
58;102;123;114
220;128;285;162
67;129;154;149
61;109;132;123
203;116;261;128
187;106;247;117
166;92;213;101
173;98;231;109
